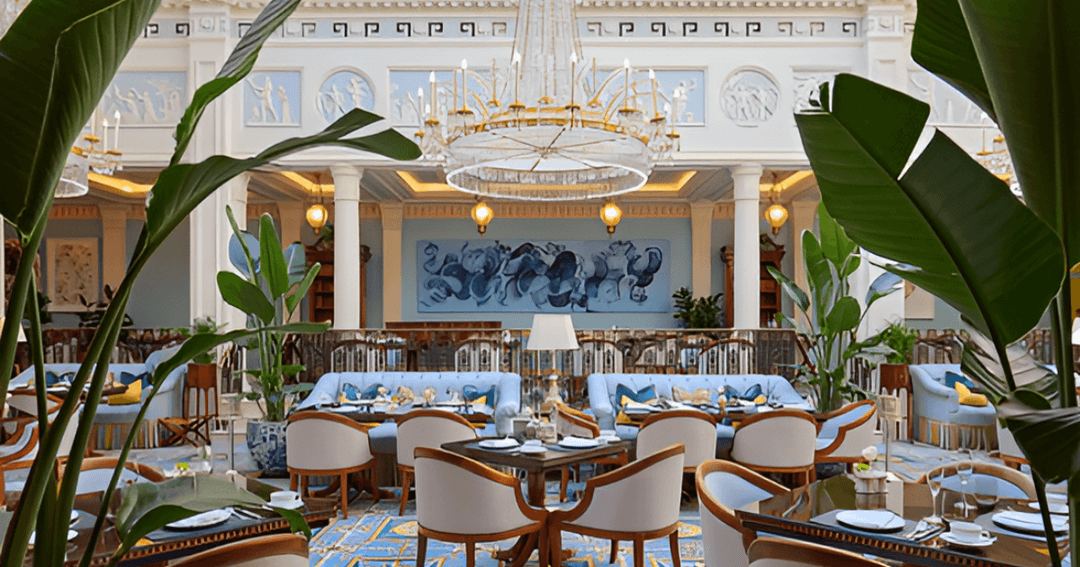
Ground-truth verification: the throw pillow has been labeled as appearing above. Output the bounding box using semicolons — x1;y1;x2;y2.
954;382;988;407
463;384;497;409
120;371;151;390
945;371;977;391
342;382;383;402
108;380;142;405
723;384;765;402
613;384;657;409
44;370;74;387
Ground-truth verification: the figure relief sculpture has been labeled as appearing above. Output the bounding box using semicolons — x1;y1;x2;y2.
720;69;780;126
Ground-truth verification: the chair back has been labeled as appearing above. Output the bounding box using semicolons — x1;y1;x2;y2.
56;405;83;460
396;409;477;468
73;456;166;496
554;403;600;439
414;447;539;535
996;421;1026;463
731;410;817;470
185;364;218;422
568;444;684;533
7;392;61;418
747;537;887;567
696;460;790;567
638;410;716;470
816;400;877;461
286;412;374;471
921;461;1036;500
169;533;308;567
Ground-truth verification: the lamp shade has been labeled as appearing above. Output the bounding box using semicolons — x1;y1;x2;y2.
0;317;27;343
526;314;579;351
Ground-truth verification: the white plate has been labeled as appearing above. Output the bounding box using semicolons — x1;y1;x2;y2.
29;529;78;546
939;532;997;548
479;438;520;450
70;510;79;526
560;436;599;449
519;445;547;454
835;510;905;532
165;508;232;530
598;435;621;444
993;511;1069;534
1028;501;1069;515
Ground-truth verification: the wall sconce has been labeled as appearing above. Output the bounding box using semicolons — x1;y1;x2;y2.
306;172;328;234
600;202;623;234
471;201;494;234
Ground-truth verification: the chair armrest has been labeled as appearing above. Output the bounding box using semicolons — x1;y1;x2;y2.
911;369;960;413
295;374;341;411
586;374;616;430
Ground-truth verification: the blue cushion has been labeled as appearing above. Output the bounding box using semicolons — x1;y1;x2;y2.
945;371;976;390
342;382;383;401
120;371;150;390
463;384;496;409
723;384;763;401
45;371;65;387
614;384;656;408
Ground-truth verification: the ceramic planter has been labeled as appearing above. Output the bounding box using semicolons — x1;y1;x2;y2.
246;419;288;477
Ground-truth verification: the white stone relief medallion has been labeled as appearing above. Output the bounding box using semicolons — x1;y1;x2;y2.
720;69;779;126
316;70;375;122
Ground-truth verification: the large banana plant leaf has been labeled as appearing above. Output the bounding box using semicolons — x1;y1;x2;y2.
794;74;1064;356
910;0;994;122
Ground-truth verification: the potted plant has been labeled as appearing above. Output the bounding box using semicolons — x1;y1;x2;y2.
220;208;325;476
768;203;903;413
671;287;724;328
878;322;918;393
166;316;225;387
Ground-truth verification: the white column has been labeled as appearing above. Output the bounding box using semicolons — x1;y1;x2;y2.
380;202;404;324
98;205;128;293
689;201;714;297
189;173;248;331
790;200;818;295
732;165;763;329
860;1;909;336
331;164;362;330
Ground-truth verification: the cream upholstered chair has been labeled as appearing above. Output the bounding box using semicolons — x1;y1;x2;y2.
731;409;818;486
747;537;888;567
814;400;878;466
0;404;84;506
396;409;478;515
919;461;1036;500
170;533;308;567
414;447;547;567
6;390;62;418
286;411;379;519
554;402;628;502
549;444;685;567
71;456;166;514
638;410;716;472
696;460;789;567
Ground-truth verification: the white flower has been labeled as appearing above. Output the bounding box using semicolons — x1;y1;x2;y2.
862;446;879;462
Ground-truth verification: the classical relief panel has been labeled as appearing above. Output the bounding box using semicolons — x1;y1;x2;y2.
243;71;301;127
101;72;187;126
720;69;779;126
316;70;375;122
792;71;839;112
908;69;987;126
47;238;99;312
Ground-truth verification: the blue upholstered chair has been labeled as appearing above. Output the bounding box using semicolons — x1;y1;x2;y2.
814;400;877;465
909;364;996;450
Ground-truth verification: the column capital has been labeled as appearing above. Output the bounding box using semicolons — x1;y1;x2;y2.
380;202;404;230
730;164;764;178
98;204;129;231
331;164;363;201
732;165;764;201
689;200;715;216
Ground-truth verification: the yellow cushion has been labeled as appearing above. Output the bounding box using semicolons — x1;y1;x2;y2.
108;380;142;405
753;395;767;405
954;382;988;407
615;411;633;425
620;395;656;407
471;396;487;407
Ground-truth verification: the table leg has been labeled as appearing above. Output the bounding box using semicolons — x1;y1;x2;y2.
494;534;534;565
527;471;545;507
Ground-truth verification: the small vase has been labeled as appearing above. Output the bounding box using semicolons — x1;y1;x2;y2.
246;419;288;477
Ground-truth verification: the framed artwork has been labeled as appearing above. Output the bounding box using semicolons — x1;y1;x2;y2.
418;239;671;313
47;238;99;312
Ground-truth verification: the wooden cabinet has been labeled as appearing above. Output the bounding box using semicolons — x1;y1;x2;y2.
720;239;786;328
306;246;370;326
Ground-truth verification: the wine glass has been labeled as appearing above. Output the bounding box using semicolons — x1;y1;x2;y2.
927;460;945;523
956;456;975;516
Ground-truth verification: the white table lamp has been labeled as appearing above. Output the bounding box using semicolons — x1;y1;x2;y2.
526;314;579;414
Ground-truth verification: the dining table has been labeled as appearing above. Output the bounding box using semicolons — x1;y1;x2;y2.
737;474;1069;567
3;474;336;567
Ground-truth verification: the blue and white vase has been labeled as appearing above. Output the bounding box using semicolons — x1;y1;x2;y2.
246;420;288;477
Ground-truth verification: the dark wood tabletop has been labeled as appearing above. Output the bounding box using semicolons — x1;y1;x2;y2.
737;474;1066;567
441;438;632;473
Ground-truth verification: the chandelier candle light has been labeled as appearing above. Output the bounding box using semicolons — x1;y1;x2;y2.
415;0;679;202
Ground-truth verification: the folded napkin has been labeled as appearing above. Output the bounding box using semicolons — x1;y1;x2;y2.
994;511;1069;533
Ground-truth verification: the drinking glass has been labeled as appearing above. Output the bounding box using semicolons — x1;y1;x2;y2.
956;456;975;515
927;461;944;522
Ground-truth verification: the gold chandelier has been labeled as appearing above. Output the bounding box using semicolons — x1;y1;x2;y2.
414;0;679;202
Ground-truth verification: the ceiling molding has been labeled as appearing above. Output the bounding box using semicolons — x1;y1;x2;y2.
403;201;692;219
160;0;870;9
50;205;100;220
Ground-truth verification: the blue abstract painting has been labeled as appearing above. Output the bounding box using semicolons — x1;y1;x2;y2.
418;239;670;313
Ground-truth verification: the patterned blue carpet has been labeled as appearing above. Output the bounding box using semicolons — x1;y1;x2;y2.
308;482;704;567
